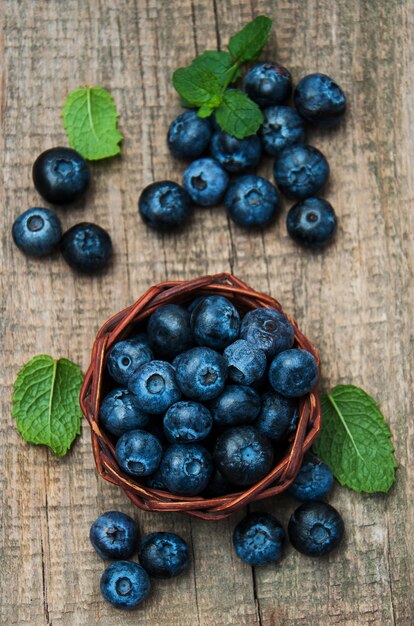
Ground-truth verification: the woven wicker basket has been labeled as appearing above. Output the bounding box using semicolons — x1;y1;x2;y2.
80;273;321;520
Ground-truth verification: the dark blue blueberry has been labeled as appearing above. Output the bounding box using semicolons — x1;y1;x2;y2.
205;468;235;496
273;144;330;200
138;532;189;579
209;385;261;427
210;130;262;173
12;207;62;257
147;304;193;359
224;175;280;228
260;105;305;156
146;468;167;490
183;158;229;206
187;296;206;314
115;429;163;477
269;349;319;398
107;338;153;386
32;147;90;205
163;401;212;443
288;501;344;556
167;110;212;159
253;391;298;441
294;73;346;128
99;389;149;437
223;339;267;386
90;511;138;559
233;512;285;566
174;347;228;401
287;197;337;248
191;296;240;350
288;454;334;502
240;307;295;359
60;222;112;273
213;426;274;486
129;361;181;414
243;62;292;107
160;443;213;495
100;561;151;609
138;181;193;231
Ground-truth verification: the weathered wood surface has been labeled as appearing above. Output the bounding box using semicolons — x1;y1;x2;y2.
1;0;413;624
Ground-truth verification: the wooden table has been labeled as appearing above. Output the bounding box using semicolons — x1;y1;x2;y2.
1;1;413;624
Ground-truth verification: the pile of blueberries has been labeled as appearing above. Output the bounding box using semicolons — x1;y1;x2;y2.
139;68;346;248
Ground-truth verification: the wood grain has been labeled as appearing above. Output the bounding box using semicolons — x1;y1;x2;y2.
1;0;413;624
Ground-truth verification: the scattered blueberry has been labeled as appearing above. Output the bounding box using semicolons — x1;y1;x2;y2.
233;512;285;566
273;144;329;200
224;175;280;228
138;181;193;230
99;389;149;437
32;147;90;205
12;207;62;257
160;443;213;495
288;501;344;556
243;62;292;107
129;361;181;414
115;429;163;477
224;339;267;386
60;222;112;273
190;295;240;350
209;385;261;427
90;511;138;560
107;338;153;386
167;110;212;159
294;73;346;128
240;307;295;359
100;561;151;609
253;391;298;441
269;349;319;397
287;197;337;248
163;400;213;443
183;158;229;206
147;304;193;359
260;105;305;156
210;130;262;173
174;347;228;401
288;454;334;502
138;532;189;579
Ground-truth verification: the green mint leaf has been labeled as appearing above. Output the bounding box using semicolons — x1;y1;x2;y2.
197;103;215;118
62;86;123;160
215;90;264;139
314;385;397;493
173;64;222;107
227;16;272;63
12;355;84;457
193;50;236;86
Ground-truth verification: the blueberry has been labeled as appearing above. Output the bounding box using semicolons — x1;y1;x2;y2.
224;175;280;228
187;296;206;314
205;468;235;496
107;338;153;386
183;158;229;206
138;181;193;230
223;339;267;386
269;349;318;398
294;73;346;128
287;197;337;248
160;443;213;495
60;222;112;273
243;62;292;108
146;468;167;490
129;361;181;414
260;106;305;156
174;347;227;401
32;147;90;205
273;144;330;200
90;511;138;559
213;426;274;486
191;296;240;350
288;454;334;502
209;385;261;427
99;389;149;437
167;110;212;159
163;401;213;443
253;391;298;441
100;561;151;609
288;501;344;556
233;512;285;566
138;532;189;579
210;130;262;173
12;207;62;257
147;304;193;359
240;307;295;359
115;429;163;477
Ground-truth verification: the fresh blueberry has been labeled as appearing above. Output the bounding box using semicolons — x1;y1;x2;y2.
288;501;344;556
147;304;193;359
146;468;167;490
32;147;90;205
90;511;138;559
269;349;319;398
253;391;298;441
183;158;229;206
209;385;261;427
107;338;153;386
174;347;227;401
60;222;112;273
138;181;193;231
160;443;213;495
100;561;151;609
115;429;163;477
260;105;305;156
129;361;181;414
224;339;267;386
240;307;295;359
191;295;240;350
205;468;235;496
287;197;337;248
12;207;62;257
99;389;149;437
233;512;285;566
224;175;280;228
210;130;262;173
138;532;189;579
288;454;334;502
273;144;329;200
213;426;274;486
167;110;212;159
294;73;346;128
243;62;292;108
187;295;206;314
163;400;213;443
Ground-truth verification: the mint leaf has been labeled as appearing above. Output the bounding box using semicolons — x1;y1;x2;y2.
227;16;272;63
12;355;84;457
193;51;237;86
62;86;123;160
314;385;397;493
215;90;263;138
173;64;222;107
